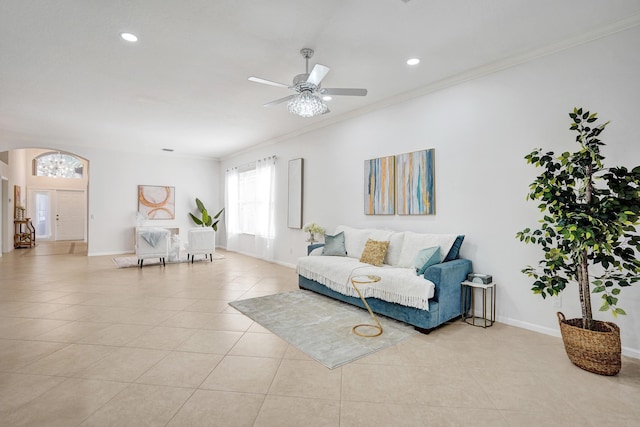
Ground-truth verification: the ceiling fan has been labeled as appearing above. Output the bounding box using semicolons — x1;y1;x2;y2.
248;48;367;117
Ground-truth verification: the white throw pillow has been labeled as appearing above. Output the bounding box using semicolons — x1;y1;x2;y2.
397;232;458;268
384;232;405;266
335;225;373;259
369;229;394;241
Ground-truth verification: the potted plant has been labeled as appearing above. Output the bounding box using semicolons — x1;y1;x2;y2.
516;107;640;375
303;222;325;244
189;198;224;231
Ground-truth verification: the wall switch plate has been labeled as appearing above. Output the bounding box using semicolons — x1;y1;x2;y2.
553;296;562;307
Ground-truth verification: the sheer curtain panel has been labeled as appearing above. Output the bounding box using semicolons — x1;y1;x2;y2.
224;167;240;252
225;156;276;261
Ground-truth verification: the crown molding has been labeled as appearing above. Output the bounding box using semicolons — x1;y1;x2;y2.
225;12;640;160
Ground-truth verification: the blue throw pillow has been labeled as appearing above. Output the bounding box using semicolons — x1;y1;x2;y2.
323;231;347;256
444;235;465;261
414;246;440;275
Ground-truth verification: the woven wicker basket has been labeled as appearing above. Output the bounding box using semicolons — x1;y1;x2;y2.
557;312;621;376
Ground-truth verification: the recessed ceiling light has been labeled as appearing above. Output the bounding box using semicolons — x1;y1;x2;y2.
406;58;420;66
322;96;332;101
120;32;138;42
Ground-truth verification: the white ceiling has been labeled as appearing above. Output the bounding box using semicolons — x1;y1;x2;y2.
2;0;640;159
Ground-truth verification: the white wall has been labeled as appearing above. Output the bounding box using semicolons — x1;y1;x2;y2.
2;145;220;256
0;150;28;254
82;148;221;255
220;27;640;356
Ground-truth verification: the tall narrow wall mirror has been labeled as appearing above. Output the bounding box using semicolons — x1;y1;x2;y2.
288;158;303;229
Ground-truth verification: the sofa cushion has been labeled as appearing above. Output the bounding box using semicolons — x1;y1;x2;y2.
369;229;394;242
296;255;435;310
335;225;372;258
414;246;441;275
384;232;405;266
322;232;347;256
360;239;390;266
444;235;465;261
398;232;458;268
309;246;324;256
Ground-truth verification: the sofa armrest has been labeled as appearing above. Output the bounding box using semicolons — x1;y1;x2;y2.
423;259;472;321
307;243;325;255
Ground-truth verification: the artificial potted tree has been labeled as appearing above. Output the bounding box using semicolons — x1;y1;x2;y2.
516;108;640;376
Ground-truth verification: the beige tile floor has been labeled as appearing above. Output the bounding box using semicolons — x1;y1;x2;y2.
1;242;639;426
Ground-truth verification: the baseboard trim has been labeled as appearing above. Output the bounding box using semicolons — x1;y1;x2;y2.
88;250;132;257
498;315;640;359
207;248;640;359
217;246;296;269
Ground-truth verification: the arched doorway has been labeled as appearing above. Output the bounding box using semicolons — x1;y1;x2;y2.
2;148;89;255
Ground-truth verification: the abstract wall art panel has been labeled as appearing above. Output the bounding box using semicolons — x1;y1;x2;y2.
396;149;435;215
138;185;175;220
364;155;395;215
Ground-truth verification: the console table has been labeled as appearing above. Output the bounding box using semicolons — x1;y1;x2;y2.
14;219;36;248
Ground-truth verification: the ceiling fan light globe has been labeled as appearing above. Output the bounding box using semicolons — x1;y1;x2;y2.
287;91;327;117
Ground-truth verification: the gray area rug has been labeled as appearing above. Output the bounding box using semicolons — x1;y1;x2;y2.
112;253;225;268
229;290;417;369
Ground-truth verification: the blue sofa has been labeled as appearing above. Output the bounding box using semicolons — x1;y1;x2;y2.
298;242;472;332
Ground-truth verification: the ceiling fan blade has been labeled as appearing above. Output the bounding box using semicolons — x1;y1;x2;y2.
263;95;296;107
321;88;368;96
248;76;290;89
306;64;330;86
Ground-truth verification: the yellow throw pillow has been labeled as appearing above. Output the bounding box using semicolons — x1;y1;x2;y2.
359;239;390;266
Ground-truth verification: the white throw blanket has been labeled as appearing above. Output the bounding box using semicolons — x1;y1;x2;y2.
140;228;169;248
296;256;435;310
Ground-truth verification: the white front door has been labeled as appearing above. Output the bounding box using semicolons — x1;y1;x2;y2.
55;190;85;241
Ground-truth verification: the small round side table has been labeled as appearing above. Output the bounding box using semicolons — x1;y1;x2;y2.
350;275;383;337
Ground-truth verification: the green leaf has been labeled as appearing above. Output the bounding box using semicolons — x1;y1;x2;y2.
615;308;627;316
189;213;203;225
195;198;206;212
213;208;224;219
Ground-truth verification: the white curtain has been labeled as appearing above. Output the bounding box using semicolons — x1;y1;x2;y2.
255;156;276;261
224;167;240;252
